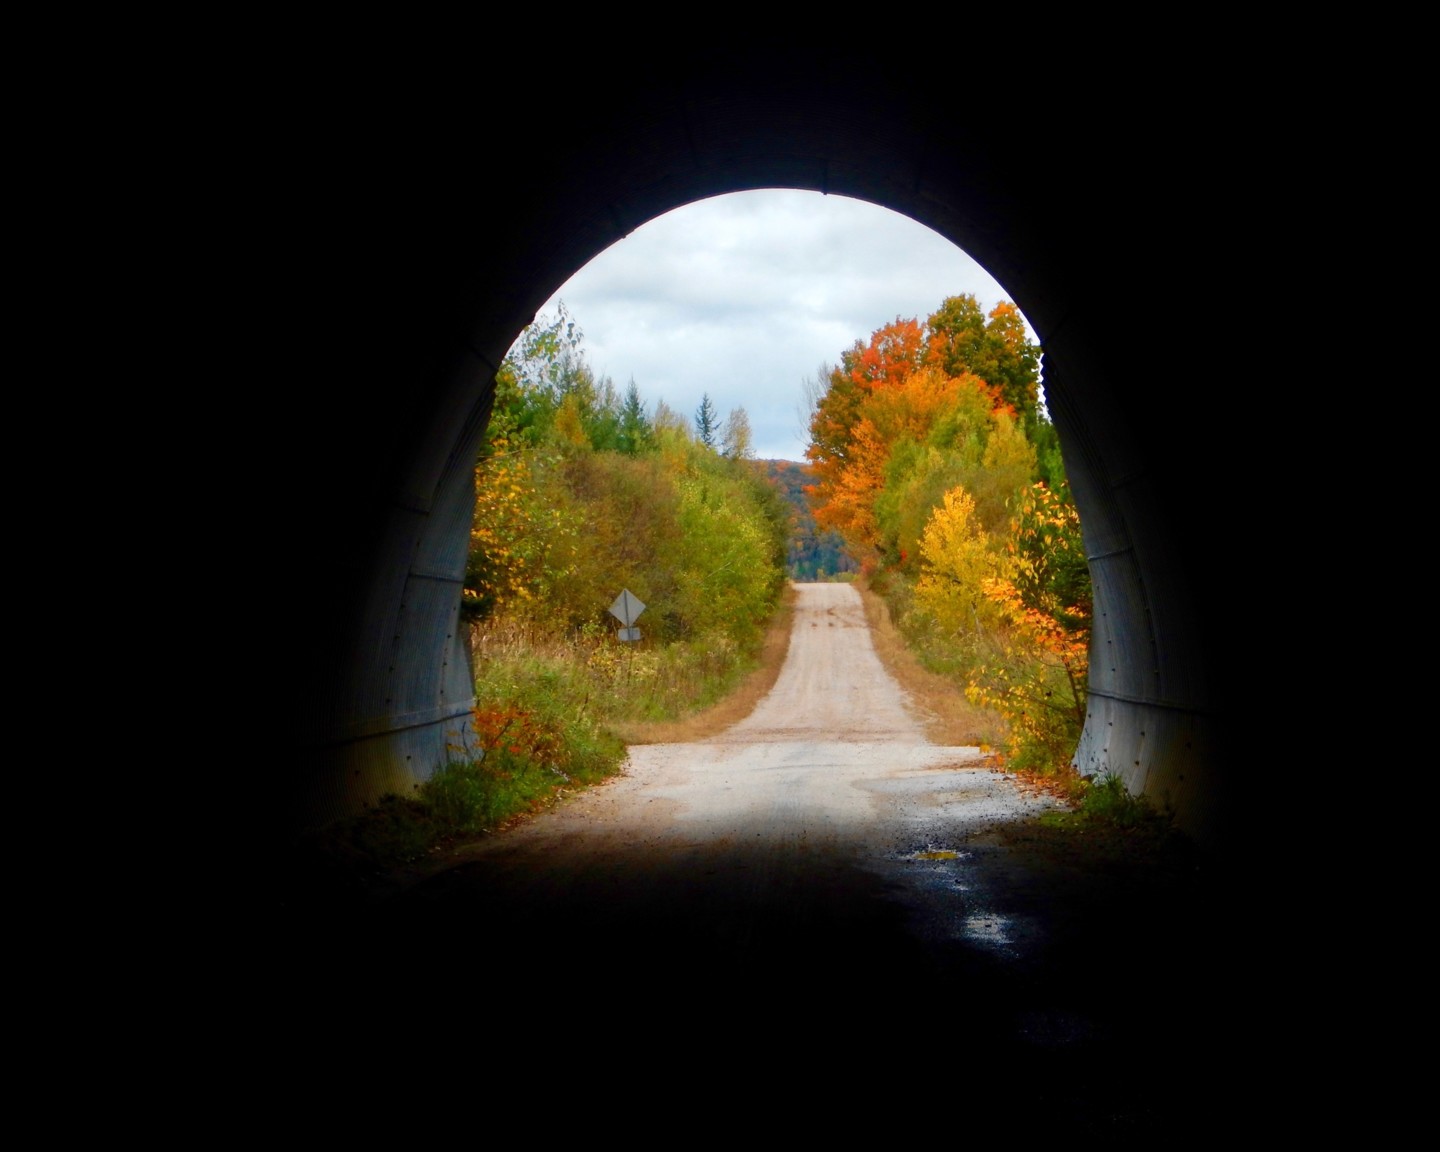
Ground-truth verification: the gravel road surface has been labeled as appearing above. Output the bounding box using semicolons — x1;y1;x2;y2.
272;584;1238;1133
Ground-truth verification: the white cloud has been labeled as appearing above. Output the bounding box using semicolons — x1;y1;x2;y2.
530;190;1034;462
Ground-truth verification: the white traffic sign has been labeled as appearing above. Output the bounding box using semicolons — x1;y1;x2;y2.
609;589;645;628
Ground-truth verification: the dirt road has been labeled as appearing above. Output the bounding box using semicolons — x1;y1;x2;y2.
273;584;1236;1131
427;581;1062;875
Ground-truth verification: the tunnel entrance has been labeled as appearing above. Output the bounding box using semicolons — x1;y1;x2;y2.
282;54;1232;861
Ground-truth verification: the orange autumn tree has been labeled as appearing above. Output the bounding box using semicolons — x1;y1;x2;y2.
805;293;1101;773
805;317;928;549
807;318;951;565
806;303;1037;571
829;367;996;561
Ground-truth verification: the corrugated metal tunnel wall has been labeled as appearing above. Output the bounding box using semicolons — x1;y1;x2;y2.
279;47;1243;861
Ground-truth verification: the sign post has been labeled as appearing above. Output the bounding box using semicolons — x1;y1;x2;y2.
609;589;646;642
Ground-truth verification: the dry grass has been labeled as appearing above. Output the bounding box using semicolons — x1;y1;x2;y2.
608;583;798;744
854;576;1006;748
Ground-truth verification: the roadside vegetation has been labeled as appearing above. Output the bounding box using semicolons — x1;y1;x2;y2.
295;296;1178;896
290;305;792;888
806;299;1186;860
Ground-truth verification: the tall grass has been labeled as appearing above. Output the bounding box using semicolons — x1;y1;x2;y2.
471;615;759;729
291;603;781;890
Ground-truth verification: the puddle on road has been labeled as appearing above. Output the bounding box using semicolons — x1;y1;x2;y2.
962;913;1012;946
898;847;1016;951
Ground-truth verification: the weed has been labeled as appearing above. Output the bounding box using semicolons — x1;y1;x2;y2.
1079;772;1162;829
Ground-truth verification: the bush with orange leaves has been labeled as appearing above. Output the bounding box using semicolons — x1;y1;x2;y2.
966;481;1091;773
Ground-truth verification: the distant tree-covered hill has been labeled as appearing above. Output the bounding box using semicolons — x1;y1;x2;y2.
758;460;859;580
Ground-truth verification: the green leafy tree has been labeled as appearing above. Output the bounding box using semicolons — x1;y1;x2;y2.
926;295;1042;433
665;448;787;646
471;306;788;641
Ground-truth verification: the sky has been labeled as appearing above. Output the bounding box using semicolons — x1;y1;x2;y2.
526;190;1038;463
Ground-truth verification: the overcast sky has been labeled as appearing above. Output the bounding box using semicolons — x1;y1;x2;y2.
526;190;1038;463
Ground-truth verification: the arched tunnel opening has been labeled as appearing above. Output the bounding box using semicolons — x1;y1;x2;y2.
283;75;1236;863
258;48;1267;1127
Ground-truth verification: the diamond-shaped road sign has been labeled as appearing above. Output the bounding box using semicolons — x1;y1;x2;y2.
607;593;648;630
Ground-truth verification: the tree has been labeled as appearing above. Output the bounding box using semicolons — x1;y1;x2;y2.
762;460;858;579
911;486;1007;649
465;437;580;623
505;299;585;396
804;318;935;550
553;392;591;451
490;300;597;448
722;406;754;460
695;393;718;449
965;480;1091;771
839;316;930;391
805;300;1044;567
810;360;998;567
617;378;653;456
812;416;888;563
926;295;1042;433
797;363;832;450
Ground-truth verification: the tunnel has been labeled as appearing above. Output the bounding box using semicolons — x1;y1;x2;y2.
277;47;1248;872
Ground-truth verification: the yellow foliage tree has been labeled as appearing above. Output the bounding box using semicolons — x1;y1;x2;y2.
911;486;1010;650
553;393;591;450
465;439;580;621
965;482;1091;772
